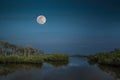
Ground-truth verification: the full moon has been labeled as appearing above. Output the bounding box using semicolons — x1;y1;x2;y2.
37;15;46;24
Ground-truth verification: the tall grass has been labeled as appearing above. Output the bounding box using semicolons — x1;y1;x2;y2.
43;54;69;61
0;54;69;64
88;49;120;66
0;56;43;64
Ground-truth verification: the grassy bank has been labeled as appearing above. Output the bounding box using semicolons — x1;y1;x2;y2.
0;41;69;64
0;54;69;64
88;49;120;66
43;54;69;62
70;54;87;58
0;56;43;64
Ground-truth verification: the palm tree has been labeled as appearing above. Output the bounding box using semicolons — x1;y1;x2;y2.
38;50;44;55
0;48;3;56
0;42;11;56
23;46;37;56
29;47;37;55
23;48;26;56
0;41;39;56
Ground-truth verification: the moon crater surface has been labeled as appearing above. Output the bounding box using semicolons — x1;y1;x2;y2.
37;15;46;24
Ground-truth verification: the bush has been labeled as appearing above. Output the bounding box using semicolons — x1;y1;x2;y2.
88;49;120;66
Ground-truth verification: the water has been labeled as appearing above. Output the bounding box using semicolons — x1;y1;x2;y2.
0;57;119;80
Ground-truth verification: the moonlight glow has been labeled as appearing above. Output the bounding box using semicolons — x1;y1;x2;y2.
37;15;46;24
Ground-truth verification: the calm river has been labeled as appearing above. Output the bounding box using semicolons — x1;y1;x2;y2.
0;57;119;80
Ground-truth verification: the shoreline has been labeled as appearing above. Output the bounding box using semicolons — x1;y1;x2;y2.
0;54;69;64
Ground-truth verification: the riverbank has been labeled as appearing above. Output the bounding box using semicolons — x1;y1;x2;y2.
88;49;120;66
0;41;69;64
0;54;69;64
70;54;87;58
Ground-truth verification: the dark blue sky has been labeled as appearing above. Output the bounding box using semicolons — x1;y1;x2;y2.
0;0;120;54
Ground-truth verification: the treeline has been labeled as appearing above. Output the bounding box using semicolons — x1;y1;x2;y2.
0;41;44;56
70;54;87;58
88;48;120;66
0;41;69;64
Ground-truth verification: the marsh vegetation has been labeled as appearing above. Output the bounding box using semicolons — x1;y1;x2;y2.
0;41;69;64
88;48;120;66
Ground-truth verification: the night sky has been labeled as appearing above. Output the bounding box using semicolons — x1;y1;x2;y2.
0;0;120;54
